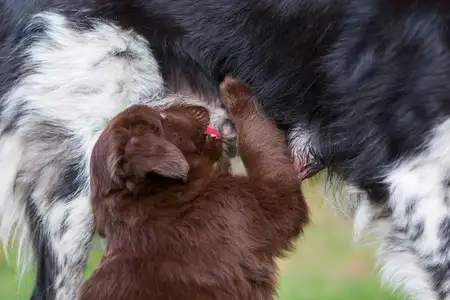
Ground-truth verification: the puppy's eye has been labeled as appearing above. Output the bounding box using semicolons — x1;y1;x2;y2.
172;132;182;143
148;123;161;134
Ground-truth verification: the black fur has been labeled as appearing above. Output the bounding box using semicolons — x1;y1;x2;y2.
94;0;450;200
4;0;450;199
3;0;450;298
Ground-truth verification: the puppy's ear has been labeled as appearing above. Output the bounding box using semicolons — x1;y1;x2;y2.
124;132;189;182
90;128;189;199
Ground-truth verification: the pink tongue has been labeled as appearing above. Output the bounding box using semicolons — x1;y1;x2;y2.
205;124;222;139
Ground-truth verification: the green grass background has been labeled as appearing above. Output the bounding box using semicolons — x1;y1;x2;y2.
0;174;400;299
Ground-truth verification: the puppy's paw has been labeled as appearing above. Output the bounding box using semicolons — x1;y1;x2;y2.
219;76;256;116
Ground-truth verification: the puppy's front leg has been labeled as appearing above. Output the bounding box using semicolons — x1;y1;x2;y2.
219;77;309;246
219;77;297;183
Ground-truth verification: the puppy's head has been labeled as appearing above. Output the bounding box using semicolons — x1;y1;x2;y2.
90;104;223;199
157;93;237;158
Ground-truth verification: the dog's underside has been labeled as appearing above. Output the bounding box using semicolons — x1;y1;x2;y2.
1;0;450;299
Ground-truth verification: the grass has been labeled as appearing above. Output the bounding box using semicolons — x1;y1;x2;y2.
0;173;400;300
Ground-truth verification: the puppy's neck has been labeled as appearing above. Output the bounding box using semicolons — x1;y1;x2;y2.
160;155;219;195
102;152;228;239
103;157;223;255
187;154;217;177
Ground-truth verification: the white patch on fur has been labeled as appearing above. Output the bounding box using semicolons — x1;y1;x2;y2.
0;11;234;299
0;133;32;273
288;124;313;152
378;240;436;300
12;12;165;137
380;120;450;300
288;124;316;165
289;118;450;299
351;198;434;299
46;192;94;300
350;118;450;300
0;11;166;299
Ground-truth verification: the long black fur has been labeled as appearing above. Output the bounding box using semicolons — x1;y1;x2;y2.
4;0;450;200
3;0;450;298
110;0;450;201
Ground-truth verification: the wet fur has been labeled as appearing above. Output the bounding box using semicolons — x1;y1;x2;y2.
79;79;308;300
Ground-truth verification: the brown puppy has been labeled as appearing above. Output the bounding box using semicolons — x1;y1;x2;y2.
79;77;309;300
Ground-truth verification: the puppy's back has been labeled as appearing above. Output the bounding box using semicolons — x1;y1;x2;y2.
79;254;256;300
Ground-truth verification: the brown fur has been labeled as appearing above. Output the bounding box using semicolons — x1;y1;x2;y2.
79;77;309;300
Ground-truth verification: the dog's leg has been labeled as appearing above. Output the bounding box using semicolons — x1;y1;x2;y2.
2;133;94;300
13;124;96;300
0;11;168;299
0;133;32;273
40;195;94;300
26;191;94;300
351;118;450;300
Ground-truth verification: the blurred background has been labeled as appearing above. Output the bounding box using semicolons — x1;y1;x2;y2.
0;172;400;299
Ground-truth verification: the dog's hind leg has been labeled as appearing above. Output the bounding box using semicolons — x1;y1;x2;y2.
13;121;96;300
26;193;94;300
353;118;450;300
1;11;166;299
0;124;95;300
30;194;94;300
0;133;32;274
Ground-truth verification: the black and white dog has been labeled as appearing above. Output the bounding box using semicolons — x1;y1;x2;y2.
1;0;450;299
